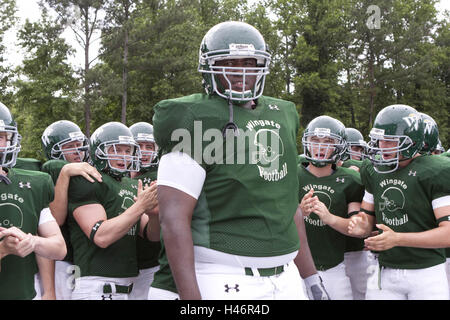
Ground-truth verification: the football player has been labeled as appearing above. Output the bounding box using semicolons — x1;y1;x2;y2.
67;122;158;300
0;102;66;300
298;115;365;299
349;104;450;300
128;122;161;300
338;127;373;299
40;120;102;300
153;21;306;300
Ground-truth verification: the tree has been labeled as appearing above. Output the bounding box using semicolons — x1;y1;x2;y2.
42;0;105;137
12;9;79;160
0;0;18;105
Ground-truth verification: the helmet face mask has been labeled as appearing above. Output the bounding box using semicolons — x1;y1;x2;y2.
198;22;271;103
95;141;141;174
302;116;347;168
129;122;158;168
0;124;21;168
367;105;424;174
0;103;21;168
42;120;89;162
343;128;367;161
90;122;141;178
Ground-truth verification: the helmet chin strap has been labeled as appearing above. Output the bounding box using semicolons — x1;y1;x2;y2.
222;98;239;138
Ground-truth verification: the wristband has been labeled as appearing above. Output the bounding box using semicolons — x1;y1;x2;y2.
360;208;375;216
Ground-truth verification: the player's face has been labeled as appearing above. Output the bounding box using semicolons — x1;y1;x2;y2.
378;139;400;160
307;136;337;160
0;132;7;148
432;149;443;155
139;141;155;165
61;141;85;163
106;144;133;170
350;145;364;160
215;58;258;93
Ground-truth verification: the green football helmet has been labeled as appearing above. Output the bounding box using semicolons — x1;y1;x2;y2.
367;104;424;173
343;128;367;161
0;102;21;168
41;120;89;162
90;122;141;178
419;112;439;154
198;21;271;103
302;116;347;167
129;122;158;168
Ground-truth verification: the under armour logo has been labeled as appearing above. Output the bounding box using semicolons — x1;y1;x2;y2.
19;181;31;189
92;222;102;231
224;284;240;293
336;177;345;183
268;104;279;110
143;177;152;185
101;294;113;300
408;170;417;176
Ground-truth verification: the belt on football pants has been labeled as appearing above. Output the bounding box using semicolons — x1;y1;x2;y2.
244;265;285;277
103;283;134;294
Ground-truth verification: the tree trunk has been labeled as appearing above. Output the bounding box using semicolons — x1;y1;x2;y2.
121;5;129;124
84;8;91;138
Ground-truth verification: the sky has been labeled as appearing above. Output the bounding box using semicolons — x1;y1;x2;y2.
3;0;450;70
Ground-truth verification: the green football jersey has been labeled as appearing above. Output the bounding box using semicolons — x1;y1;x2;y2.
153;93;300;257
340;159;365;252
440;152;450;158
360;156;450;269
14;158;42;171
298;164;365;270
341;159;363;169
68;173;140;278
0;168;54;300
437;154;450;258
41;159;73;263
133;165;161;270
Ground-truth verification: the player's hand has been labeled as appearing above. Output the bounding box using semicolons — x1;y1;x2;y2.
62;162;102;183
300;189;318;216
310;200;334;225
364;224;398;251
304;274;330;300
41;291;56;300
0;227;35;257
134;180;158;212
348;213;371;237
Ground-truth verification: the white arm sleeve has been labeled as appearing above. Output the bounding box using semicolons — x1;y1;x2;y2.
362;190;374;204
38;208;56;226
157;151;206;200
432;196;450;209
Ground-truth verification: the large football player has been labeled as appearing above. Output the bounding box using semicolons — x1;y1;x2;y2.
349;104;450;300
299;115;365;299
0;102;66;300
128;122;161;300
40;120;102;300
153;21;306;300
67;122;158;300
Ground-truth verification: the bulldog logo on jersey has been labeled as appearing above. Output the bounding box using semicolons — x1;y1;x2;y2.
0;203;24;228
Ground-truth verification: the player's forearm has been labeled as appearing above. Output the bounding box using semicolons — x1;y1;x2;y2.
93;202;144;248
36;255;56;299
33;234;67;260
161;215;201;300
325;214;353;236
395;225;450;248
50;170;71;226
294;208;317;278
146;215;160;242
